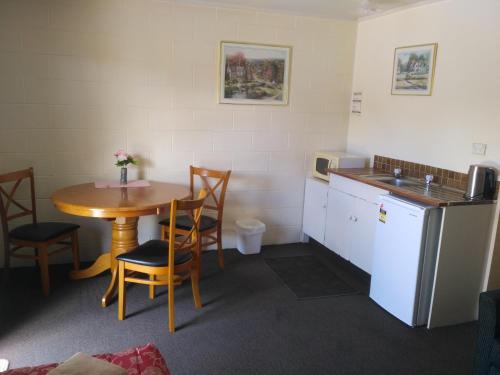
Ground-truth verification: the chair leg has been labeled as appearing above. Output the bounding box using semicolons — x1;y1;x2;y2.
71;231;80;271
149;275;155;299
38;246;50;296
216;226;224;270
168;281;175;334
191;255;202;309
118;261;126;320
161;226;166;241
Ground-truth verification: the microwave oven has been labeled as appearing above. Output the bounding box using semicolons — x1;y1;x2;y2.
312;151;366;181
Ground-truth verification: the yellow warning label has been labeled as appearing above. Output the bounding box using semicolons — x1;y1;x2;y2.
379;208;386;223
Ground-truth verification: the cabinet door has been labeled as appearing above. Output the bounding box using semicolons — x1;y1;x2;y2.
324;188;355;259
302;178;329;243
349;197;380;274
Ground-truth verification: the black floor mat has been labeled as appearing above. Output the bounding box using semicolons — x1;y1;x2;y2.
265;255;358;300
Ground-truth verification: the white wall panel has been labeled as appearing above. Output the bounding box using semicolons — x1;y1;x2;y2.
0;0;356;265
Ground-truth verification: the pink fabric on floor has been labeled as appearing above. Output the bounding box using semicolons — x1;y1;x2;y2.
4;343;170;375
94;180;151;189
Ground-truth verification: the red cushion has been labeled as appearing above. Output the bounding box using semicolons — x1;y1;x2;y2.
94;343;170;375
4;343;170;375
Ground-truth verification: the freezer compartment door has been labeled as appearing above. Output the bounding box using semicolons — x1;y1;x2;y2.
369;195;427;326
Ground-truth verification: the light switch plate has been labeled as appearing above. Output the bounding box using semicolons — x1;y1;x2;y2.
472;143;487;155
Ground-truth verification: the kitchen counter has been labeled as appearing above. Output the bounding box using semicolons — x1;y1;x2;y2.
327;168;493;207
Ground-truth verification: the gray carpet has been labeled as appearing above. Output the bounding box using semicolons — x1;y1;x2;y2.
265;255;357;299
0;242;476;375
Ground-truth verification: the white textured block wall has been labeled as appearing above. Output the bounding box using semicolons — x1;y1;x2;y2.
0;0;357;266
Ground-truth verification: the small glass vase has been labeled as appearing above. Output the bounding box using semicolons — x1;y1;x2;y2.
120;167;127;185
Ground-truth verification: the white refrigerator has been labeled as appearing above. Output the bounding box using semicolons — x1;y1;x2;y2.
369;195;442;327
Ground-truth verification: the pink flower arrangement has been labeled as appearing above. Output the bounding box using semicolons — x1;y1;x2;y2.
114;150;137;168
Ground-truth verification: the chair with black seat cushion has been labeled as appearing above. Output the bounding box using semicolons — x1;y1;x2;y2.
473;290;500;375
0;168;80;296
159;166;231;269
117;190;206;333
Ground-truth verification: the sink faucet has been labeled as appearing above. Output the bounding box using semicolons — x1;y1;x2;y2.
425;174;434;187
393;168;402;179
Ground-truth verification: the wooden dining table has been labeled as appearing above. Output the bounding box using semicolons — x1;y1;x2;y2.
51;181;190;307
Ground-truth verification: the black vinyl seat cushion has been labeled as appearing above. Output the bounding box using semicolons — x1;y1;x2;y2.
116;240;192;267
159;214;217;232
9;222;79;242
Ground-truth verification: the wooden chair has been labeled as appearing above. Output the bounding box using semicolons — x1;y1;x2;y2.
159;166;231;269
0;168;80;296
117;190;207;333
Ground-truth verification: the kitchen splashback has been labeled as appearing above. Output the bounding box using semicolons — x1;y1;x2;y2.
373;155;469;190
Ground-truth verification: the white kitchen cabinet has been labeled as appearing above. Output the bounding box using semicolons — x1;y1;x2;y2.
326;175;387;274
324;175;388;273
303;175;387;274
324;189;380;273
324;188;354;259
302;177;329;244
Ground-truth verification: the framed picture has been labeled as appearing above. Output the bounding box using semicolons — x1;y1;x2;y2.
219;41;292;105
391;43;438;96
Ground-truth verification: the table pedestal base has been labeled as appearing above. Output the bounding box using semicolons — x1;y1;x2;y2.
70;217;139;307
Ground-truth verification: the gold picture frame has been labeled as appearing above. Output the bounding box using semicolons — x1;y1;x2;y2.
218;41;292;105
391;43;438;96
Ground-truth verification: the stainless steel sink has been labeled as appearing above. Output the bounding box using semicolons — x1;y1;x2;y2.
357;173;467;202
381;178;422;188
359;174;393;180
360;174;422;187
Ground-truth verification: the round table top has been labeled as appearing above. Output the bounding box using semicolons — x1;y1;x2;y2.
51;181;191;218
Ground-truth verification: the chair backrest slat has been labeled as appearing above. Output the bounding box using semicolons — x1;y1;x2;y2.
168;189;207;269
0;168;37;243
189;166;231;222
7;211;33;221
203;205;218;211
0;168;33;183
2;179;22;213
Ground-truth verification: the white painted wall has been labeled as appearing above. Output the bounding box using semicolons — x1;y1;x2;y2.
347;0;500;173
0;0;356;265
347;0;500;289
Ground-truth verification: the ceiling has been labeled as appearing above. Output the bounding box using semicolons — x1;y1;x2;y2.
178;0;441;19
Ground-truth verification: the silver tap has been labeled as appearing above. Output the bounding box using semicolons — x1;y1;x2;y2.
393;167;402;179
425;174;434;187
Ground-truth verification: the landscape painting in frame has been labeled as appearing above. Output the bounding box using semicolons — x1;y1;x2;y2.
219;42;291;105
391;43;437;95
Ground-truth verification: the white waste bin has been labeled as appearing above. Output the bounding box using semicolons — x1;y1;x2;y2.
235;219;266;255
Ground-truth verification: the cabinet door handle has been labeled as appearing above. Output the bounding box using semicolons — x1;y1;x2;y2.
353;217;358;222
